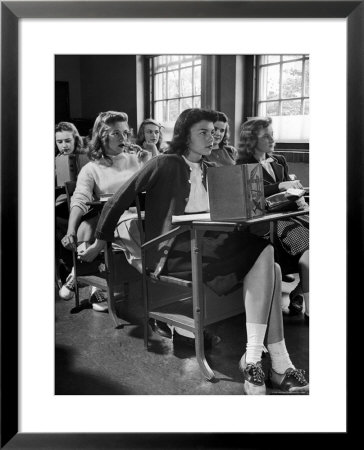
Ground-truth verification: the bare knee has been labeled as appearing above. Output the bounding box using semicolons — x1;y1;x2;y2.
274;262;281;279
299;250;309;270
261;244;274;262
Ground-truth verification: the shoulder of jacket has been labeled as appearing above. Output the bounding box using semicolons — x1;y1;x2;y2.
272;153;287;164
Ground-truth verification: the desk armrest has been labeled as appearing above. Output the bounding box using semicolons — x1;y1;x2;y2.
141;225;189;250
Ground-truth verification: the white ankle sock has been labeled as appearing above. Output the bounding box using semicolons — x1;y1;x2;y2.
303;292;309;316
245;323;267;364
267;339;295;374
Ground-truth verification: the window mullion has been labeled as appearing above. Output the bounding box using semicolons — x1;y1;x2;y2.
301;58;306;114
278;60;283;115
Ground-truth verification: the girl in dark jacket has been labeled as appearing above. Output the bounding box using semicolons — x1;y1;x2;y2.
236;117;309;322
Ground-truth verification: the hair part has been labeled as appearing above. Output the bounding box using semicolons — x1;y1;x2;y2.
55;121;83;155
135;118;164;150
168;108;219;156
88;111;129;163
238;117;272;157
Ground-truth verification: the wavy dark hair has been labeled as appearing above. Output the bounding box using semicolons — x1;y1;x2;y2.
168;108;218;156
214;111;230;149
238;117;272;157
87;111;129;164
135;118;164;150
55;122;83;155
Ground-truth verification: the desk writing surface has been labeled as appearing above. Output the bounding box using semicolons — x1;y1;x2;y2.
172;209;308;225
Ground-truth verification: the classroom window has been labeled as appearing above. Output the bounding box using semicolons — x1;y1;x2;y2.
151;55;202;140
257;55;309;144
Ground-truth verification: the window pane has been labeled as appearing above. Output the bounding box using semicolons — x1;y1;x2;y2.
154;72;166;101
194;66;201;95
194;57;202;66
168;99;179;122
180;68;193;97
180;56;194;68
281;99;302;115
155;101;167;123
259;101;279;116
154;55;167;72
193;96;201;108
282;55;302;61
266;55;280;64
266;101;280;116
168;55;179;70
304;59;309;97
181;97;193;112
167;70;179;99
259;64;280;101
304;99;309;115
282;61;303;98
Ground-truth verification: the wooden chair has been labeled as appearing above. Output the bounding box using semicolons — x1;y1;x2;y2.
63;181;141;326
134;195;244;381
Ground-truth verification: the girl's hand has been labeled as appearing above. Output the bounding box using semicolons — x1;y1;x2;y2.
78;239;105;262
143;142;158;156
296;196;309;210
279;180;303;191
61;233;77;251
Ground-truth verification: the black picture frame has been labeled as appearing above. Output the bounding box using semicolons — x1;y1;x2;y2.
1;1;360;448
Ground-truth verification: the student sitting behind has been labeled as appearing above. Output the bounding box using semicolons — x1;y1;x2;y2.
135;118;167;154
60;111;157;310
203;111;238;166
236;117;309;322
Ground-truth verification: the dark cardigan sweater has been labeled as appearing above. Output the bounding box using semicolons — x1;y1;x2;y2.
236;153;290;197
95;154;213;275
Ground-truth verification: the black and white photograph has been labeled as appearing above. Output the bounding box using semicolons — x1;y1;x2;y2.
2;0;357;445
55;53;310;396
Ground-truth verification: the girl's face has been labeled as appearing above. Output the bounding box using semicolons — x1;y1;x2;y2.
213;120;227;148
144;124;160;145
255;125;275;154
55;131;75;155
105;121;131;156
187;120;215;162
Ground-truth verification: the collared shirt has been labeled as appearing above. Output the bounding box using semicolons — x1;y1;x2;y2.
182;156;210;213
260;157;276;181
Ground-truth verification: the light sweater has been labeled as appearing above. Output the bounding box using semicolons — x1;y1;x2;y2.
71;152;147;213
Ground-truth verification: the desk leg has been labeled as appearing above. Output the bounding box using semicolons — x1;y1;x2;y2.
104;244;120;328
270;220;278;245
191;228;215;381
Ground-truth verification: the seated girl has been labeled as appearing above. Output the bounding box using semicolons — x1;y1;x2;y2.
55;121;86;259
204;111;238;166
135;118;166;154
60;111;157;309
236;117;309;322
79;108;309;395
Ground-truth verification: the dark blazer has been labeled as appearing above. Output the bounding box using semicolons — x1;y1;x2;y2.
95;154;214;276
236;153;290;197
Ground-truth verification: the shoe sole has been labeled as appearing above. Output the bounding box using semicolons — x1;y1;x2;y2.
92;303;108;312
270;380;309;394
59;293;74;301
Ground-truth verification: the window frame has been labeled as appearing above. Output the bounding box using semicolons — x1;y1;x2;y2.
148;55;202;124
255;54;310;150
